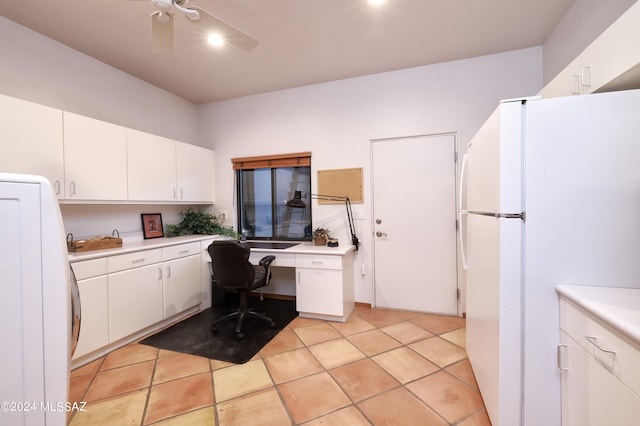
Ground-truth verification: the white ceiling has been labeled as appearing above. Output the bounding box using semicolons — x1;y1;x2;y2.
0;0;574;104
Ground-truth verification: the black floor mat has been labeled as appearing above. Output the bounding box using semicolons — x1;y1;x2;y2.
140;297;298;364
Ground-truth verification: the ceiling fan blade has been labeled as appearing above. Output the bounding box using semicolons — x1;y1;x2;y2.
188;6;258;53
151;11;175;53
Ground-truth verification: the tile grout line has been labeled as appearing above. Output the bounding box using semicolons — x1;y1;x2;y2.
71;310;481;425
138;347;160;426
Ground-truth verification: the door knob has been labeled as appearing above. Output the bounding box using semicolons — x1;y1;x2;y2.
376;231;387;237
376;219;382;224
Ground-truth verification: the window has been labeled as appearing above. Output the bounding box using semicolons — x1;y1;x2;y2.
233;152;312;241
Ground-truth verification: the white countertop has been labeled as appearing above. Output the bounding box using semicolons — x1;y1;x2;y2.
556;284;640;345
249;242;355;256
68;236;355;262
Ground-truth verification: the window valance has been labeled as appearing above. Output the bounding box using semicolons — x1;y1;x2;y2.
231;152;311;170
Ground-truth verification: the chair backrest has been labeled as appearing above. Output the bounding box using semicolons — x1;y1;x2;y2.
207;240;255;290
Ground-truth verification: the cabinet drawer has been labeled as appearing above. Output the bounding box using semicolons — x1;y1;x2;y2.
295;254;343;270
72;258;107;280
250;252;296;268
560;298;640;396
162;242;201;261
108;249;162;273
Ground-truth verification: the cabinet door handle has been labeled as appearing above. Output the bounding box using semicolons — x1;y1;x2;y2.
298;271;301;283
54;180;61;195
585;336;617;371
180;188;184;199
312;260;323;265
557;344;568;371
179;250;189;255
173;188;177;199
132;258;145;265
571;74;580;95
166;266;171;278
158;267;163;279
69;181;76;196
585;336;616;355
581;66;591;88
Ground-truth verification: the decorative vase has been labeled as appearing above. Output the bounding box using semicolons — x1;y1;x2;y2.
313;235;327;246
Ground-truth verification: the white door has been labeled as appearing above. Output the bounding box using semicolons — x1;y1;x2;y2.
372;134;458;314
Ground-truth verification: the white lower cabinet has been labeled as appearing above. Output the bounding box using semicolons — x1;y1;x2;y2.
296;268;343;316
559;298;640;426
295;253;354;321
162;242;201;318
108;263;164;342
72;258;109;360
75;276;109;359
200;238;217;310
73;243;202;351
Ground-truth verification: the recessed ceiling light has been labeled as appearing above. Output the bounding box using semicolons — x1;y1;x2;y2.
368;0;386;6
208;33;225;47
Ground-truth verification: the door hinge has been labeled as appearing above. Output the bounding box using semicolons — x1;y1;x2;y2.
454;151;458;163
456;288;460;300
455;219;459;231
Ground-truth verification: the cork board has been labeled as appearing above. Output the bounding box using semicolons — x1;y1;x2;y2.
317;167;363;204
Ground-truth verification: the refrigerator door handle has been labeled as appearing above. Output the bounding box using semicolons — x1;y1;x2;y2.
467;211;526;220
458;153;468;212
459;153;469;270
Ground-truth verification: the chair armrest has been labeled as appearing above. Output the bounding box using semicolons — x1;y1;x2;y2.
259;255;276;268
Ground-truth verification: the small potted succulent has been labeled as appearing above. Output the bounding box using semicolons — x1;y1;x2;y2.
312;227;330;246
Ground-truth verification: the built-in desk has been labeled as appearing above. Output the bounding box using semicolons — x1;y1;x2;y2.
248;242;356;322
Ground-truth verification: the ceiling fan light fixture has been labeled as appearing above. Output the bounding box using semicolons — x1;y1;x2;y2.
207;33;225;47
153;0;173;12
153;11;171;24
173;2;200;20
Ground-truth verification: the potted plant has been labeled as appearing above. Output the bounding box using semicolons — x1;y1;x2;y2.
313;227;330;246
165;208;239;239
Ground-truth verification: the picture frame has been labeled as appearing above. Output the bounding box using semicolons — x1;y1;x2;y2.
141;213;164;239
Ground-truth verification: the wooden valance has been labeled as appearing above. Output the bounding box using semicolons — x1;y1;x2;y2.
231;152;311;170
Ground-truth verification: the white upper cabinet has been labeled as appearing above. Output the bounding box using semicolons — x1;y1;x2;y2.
0;94;65;198
1;94;213;203
176;141;214;203
63;112;128;201
127;129;177;201
128;130;215;203
540;2;640;97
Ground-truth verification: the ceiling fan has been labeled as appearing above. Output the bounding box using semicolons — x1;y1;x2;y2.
149;0;258;53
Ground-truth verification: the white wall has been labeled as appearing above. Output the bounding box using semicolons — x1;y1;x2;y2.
2;0;626;304
0;17;198;146
198;47;544;304
0;17;204;239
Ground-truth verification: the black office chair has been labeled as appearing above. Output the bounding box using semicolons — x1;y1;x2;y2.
207;240;276;339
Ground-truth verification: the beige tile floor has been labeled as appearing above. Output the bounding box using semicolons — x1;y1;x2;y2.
68;305;491;425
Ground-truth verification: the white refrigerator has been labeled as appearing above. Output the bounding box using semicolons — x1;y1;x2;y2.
460;89;640;426
0;173;80;425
